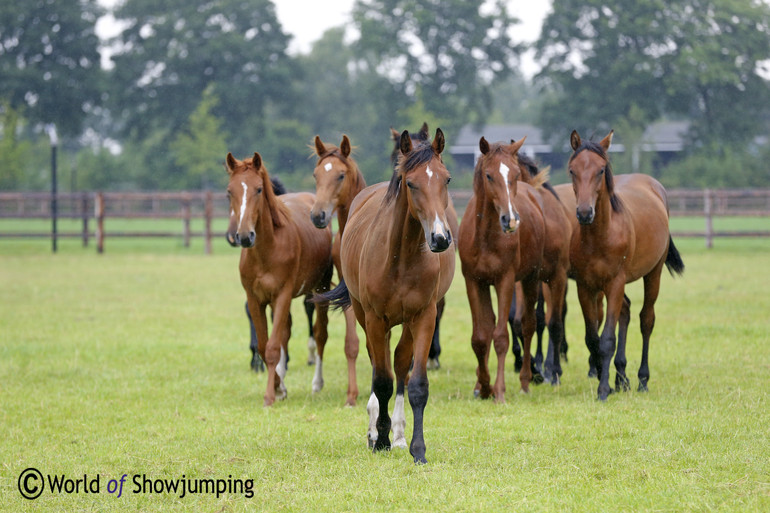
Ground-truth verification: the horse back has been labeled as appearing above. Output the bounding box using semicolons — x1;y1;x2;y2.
614;174;672;281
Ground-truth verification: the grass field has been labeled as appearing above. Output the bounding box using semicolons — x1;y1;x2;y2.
1;234;769;512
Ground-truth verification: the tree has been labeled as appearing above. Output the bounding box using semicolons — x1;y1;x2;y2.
108;0;297;154
534;0;770;149
351;0;522;134
170;86;228;190
0;103;31;190
0;0;104;136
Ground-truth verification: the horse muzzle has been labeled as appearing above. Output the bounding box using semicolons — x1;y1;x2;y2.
430;231;452;253
228;230;256;248
310;208;331;229
576;205;595;225
500;212;520;233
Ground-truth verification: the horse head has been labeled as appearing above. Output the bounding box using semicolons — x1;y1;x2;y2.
311;134;356;229
224;152;284;248
390;122;430;168
568;130;617;225
475;136;527;233
393;127;452;253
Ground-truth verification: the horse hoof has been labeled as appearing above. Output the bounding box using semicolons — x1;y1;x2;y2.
532;372;544;385
637;382;649;392
588;368;598;378
392;437;408;449
427;358;440;370
616;375;631;392
550;375;561;386
413;455;428;465
312;379;324;394
472;389;480;399
373;439;391;453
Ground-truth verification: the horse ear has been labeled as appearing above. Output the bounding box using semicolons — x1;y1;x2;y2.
419;122;429;140
226;152;237;175
509;135;527;155
390;127;400;143
600;130;614;151
340;135;351;157
400;130;412;155
314;135;326;157
479;136;490;155
252;152;262;169
570;130;582;151
432;128;445;154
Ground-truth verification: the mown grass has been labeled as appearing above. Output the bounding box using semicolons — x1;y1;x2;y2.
1;235;768;512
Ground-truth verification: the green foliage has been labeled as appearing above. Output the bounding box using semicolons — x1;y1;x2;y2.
659;143;770;188
0;103;31;190
0;0;104;136
535;0;770;150
170;86;228;190
352;0;521;135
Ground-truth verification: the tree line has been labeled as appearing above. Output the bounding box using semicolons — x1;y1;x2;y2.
1;0;769;192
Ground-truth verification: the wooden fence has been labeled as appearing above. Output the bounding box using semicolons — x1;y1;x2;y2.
1;189;769;252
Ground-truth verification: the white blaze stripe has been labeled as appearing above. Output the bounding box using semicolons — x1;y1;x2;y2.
426;165;433;180
433;214;446;238
324;162;332;172
499;163;515;221
238;182;248;231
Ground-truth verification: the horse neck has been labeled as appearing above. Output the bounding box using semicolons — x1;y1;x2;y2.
247;201;279;259
473;185;503;242
386;186;425;266
579;188;614;241
337;170;366;235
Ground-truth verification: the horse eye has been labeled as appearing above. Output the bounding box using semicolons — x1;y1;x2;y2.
446;176;451;184
406;181;417;190
257;187;263;194
337;173;345;181
598;167;605;176
486;174;492;182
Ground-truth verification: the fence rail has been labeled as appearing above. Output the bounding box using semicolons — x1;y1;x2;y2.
1;189;769;252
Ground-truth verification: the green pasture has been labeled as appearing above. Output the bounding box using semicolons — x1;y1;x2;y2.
1;234;768;512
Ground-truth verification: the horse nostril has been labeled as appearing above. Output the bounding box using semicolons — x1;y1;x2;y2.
234;233;241;245
248;231;256;246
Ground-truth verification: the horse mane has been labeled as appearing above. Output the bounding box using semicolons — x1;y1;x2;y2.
248;159;290;228
530;166;551;190
569;141;623;213
517;152;559;200
384;140;436;205
270;176;287;196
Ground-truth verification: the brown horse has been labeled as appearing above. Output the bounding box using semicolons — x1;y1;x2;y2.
567;130;684;401
309;134;366;406
458;137;546;402
390;123;453;370
511;151;572;385
324;128;455;464
225;152;333;406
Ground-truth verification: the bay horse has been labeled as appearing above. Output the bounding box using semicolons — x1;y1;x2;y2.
390;122;448;370
309;134;366;406
457;137;546;402
323;128;456;464
225;151;333;406
567;130;684;400
239;176;316;374
508;151;572;385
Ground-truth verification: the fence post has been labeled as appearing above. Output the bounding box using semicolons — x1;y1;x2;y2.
704;188;713;249
95;192;105;254
81;192;90;247
204;191;213;255
182;195;191;248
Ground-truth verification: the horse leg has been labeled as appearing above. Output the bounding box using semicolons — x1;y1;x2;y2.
245;300;264;372
614;294;632;392
507;297;522;373
512;282;544;384
342;307;360;406
560;282;569;362
518;277;539;393
533;283;546;376
577;284;602;382
597;277;626;401
305;297;316;366
392;329;415;449
427;297;445;370
406;304;438;464
365;313;393;453
544;273;568;386
263;290;293;406
311;295;329;395
491;276;516;402
638;262;664;392
466;278;494;399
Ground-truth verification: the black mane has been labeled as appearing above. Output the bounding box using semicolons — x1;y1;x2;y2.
384;141;437;205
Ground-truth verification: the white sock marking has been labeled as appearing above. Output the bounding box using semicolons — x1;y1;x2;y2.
392;394;407;448
367;392;379;445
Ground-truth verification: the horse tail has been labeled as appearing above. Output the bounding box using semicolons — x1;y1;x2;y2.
665;236;685;277
313;278;351;311
270;176;287;196
530;165;551;190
